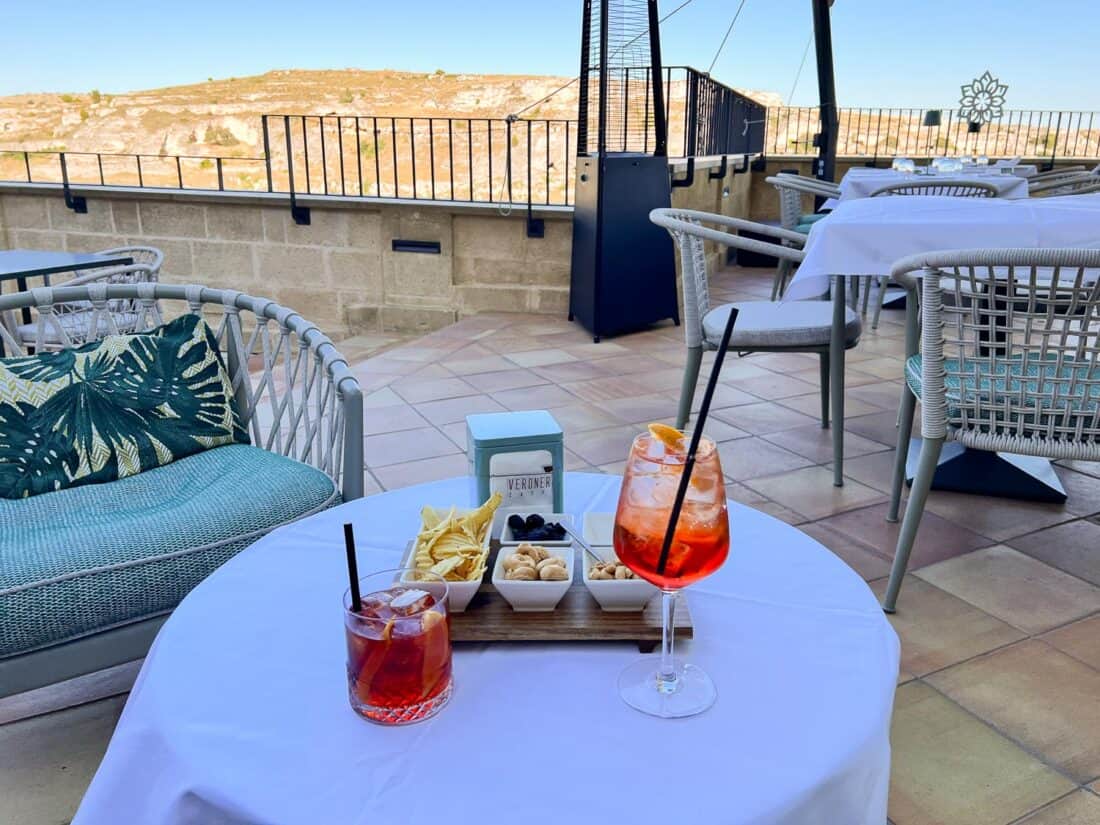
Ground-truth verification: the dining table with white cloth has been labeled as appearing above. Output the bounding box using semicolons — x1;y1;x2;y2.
836;166;1030;202
72;472;900;825
786;193;1100;501
789;193;1100;301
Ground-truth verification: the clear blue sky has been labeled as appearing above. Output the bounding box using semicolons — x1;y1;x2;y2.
4;0;1096;109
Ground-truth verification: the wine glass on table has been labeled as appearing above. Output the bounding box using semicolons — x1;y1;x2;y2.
613;422;729;718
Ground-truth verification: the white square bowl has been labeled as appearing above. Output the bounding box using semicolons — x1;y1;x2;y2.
581;550;660;612
491;546;574;612
497;511;574;547
406;506;492;613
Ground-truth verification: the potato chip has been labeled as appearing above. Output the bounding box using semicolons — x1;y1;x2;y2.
412;492;502;582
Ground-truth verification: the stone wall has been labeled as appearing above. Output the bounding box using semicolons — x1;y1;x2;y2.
0;161;746;339
0;187;573;339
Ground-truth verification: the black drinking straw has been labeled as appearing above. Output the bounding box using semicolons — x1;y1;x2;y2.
655;307;739;576
343;522;362;612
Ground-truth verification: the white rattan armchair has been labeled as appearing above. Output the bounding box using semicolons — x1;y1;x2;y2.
882;248;1100;612
0;283;364;502
97;245;165;276
1029;172;1100;197
869;179;999;198
765;175;837;300
11;262;158;347
650;208;862;485
1026;165;1090;184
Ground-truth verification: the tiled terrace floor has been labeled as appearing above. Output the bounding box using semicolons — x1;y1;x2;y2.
5;266;1100;824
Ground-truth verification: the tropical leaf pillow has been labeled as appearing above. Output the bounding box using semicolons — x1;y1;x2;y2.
0;313;248;499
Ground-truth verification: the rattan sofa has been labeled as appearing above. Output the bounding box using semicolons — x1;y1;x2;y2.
0;283;363;696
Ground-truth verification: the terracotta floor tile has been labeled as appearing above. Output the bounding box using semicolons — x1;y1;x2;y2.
562;376;656;403
461;368;550;394
492;384;579;410
413;394;507;426
440;354;516;375
711;401;820;435
567;426;640;466
1059;459;1100;480
391;375;478;404
372;453;470;490
1017;792;1100;825
740;351;819;372
928;640;1100;783
735;371;819;400
817;503;992;568
562;341;631;360
797;522;894;581
778;391;883;420
586;353;671;375
364;426;461;467
791;365;882;389
503;348;577;367
744;466;885;520
888;682;1073;825
362;403;430;437
1039;615;1100;671
1055;467;1100;517
916;546;1100;635
761;423;891;464
715;437;814;482
848;382;907;410
543;401;625;433
641;366;696;393
843;410;910;447
868;577;1025;675
683;383;761;410
531;360;614;383
923;491;1075;543
852;357;908;380
836;450;904;494
1008;520;1100;586
439;421;468;451
594;394;681;426
361;386;406;409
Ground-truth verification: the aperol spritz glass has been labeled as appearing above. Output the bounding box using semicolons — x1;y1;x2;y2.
613;428;729;718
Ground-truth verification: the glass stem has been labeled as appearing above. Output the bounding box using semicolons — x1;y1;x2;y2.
657;589;680;694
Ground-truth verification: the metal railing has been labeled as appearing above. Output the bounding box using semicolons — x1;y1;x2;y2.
0;150;269;192
261;114;576;205
0;65;767;207
766;107;1100;163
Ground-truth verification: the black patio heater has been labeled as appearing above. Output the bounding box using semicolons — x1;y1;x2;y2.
569;0;679;343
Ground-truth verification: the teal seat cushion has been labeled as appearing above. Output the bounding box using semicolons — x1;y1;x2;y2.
0;444;338;658
799;213;829;225
905;354;1100;418
795;221;815;235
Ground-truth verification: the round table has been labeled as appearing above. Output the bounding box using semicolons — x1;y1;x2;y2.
73;473;899;825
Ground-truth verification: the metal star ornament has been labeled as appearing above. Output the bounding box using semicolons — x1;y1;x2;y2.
958;71;1008;124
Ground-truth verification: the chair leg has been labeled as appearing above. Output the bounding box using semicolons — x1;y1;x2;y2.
882;436;945;613
830;277;847;487
676;346;704;430
872;276;888;330
819;352;830;429
861;276;872;316
771;259;791;301
887;388;917;522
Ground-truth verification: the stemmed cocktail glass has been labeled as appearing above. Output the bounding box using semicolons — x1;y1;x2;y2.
613;427;729;718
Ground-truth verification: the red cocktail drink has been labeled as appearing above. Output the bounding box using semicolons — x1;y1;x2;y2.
344;572;453;725
614;428;729;718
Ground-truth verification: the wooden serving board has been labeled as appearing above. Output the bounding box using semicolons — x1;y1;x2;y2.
402;540;692;653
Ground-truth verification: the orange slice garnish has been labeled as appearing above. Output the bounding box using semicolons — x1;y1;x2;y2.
647;422;686;451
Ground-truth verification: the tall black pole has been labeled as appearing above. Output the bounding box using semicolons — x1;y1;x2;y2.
646;0;667;157
811;0;838;184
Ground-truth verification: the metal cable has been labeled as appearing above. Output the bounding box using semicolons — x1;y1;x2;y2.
786;33;813;105
508;0;699;120
706;0;748;75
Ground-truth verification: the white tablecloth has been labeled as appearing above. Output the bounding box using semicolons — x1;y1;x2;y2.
837;167;1029;201
788;193;1100;300
73;473;899;825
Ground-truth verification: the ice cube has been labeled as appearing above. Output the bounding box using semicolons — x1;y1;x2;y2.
389;588;432;615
